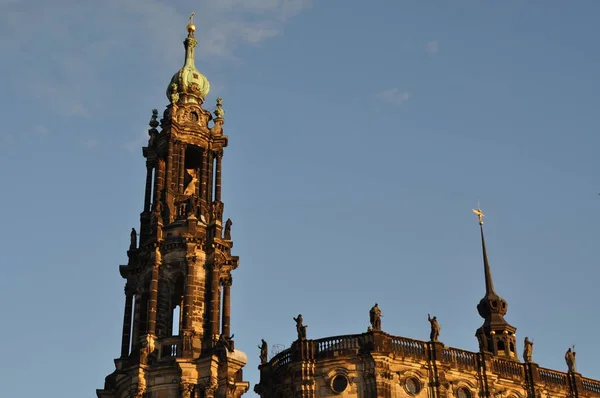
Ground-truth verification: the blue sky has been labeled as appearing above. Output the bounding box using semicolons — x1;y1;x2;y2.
1;0;599;396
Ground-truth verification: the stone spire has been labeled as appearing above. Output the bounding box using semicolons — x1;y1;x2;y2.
472;206;518;359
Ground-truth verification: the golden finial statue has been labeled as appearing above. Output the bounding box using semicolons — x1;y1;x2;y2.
472;203;485;225
187;12;196;34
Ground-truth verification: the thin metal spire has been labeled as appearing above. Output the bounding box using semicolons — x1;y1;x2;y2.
472;205;496;296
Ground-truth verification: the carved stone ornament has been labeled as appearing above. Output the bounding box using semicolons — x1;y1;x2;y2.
217;333;235;352
183;331;194;353
137;366;147;390
184;169;198;196
153;197;163;220
214;97;225;118
180;382;195;397
124;284;134;296
211;201;223;221
154;245;162;265
224;218;232;240
177;107;188;123
133;390;146;398
214;255;226;269
221;274;233;287
149;109;159;128
169;83;179;104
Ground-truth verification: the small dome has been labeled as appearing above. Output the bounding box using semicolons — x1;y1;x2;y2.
166;17;210;104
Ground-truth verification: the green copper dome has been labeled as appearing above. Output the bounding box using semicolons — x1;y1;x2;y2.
166;17;210;104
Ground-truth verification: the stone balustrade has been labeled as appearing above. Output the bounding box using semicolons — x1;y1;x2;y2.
538;367;568;387
157;336;181;360
442;347;478;371
582;377;600;394
492;357;524;380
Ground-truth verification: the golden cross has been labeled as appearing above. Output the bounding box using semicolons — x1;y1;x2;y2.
472;205;485;225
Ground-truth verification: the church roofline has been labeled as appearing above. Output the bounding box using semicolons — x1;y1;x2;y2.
257;330;600;394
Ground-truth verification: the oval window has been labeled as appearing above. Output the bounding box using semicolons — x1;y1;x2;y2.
331;374;349;394
405;377;421;395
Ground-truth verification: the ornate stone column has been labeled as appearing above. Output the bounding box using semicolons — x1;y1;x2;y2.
147;246;161;335
166;140;174;190
182;253;196;331
131;291;141;350
120;284;134;357
215;151;223;202
156;272;173;338
200;149;208;199
179;144;186;193
207;151;214;202
221;275;232;337
143;161;154;213
154;158;166;201
210;259;221;337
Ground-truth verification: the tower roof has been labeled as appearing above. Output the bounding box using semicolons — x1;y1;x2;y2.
166;12;211;104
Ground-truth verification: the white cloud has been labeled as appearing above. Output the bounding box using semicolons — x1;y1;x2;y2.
1;0;312;120
1;133;15;148
375;89;412;107
123;130;150;153
215;0;312;21
31;125;50;136
426;40;439;54
85;139;99;149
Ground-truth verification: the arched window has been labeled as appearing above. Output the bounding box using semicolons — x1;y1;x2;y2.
497;340;505;352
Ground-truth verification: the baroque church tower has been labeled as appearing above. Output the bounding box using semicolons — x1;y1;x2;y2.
98;14;249;398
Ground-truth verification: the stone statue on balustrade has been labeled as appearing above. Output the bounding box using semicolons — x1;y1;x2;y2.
565;347;576;372
293;314;307;340
369;303;382;331
259;339;268;364
523;337;533;362
428;314;440;342
224;218;232;240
